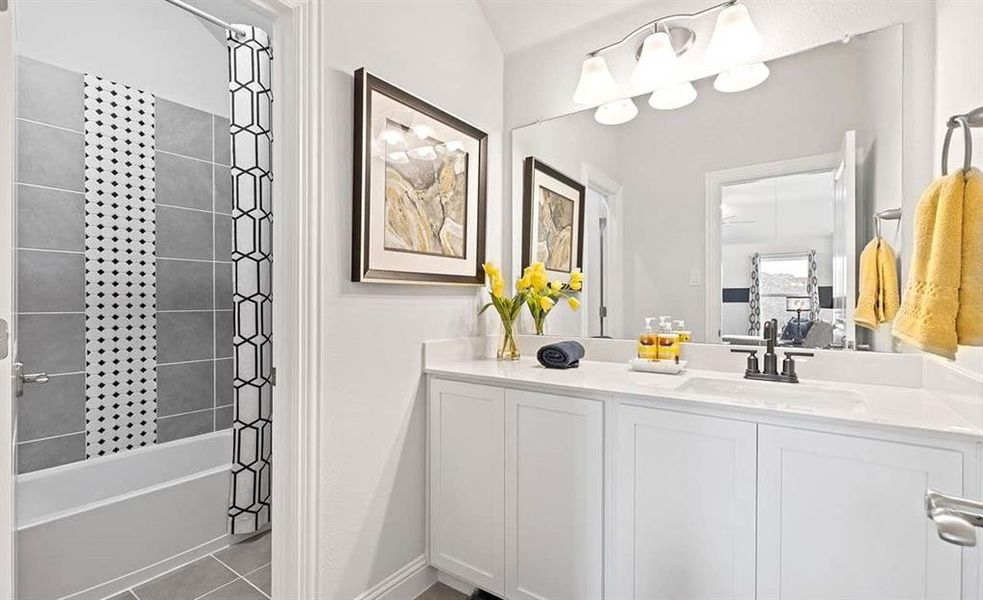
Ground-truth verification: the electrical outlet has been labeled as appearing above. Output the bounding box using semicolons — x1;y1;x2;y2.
689;269;702;286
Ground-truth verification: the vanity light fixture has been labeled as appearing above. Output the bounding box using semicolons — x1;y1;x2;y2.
574;0;767;125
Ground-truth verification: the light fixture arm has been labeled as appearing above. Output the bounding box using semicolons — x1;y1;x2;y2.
586;0;739;57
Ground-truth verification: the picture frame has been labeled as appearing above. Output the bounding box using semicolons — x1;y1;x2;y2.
521;157;586;279
352;68;488;284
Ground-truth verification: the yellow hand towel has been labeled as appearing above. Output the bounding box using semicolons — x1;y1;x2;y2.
877;239;900;323
893;172;966;358
957;168;983;345
855;238;881;330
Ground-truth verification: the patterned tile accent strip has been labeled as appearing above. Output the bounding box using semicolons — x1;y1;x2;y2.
82;74;159;457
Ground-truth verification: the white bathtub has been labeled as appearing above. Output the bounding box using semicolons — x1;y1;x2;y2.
16;431;234;600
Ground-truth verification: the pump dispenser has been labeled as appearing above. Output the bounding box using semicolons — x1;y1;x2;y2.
656;316;681;362
638;317;658;359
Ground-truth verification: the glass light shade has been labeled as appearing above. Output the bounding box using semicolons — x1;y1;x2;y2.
704;4;764;70
631;31;683;92
713;62;770;93
573;55;620;105
648;81;697;110
594;98;638;125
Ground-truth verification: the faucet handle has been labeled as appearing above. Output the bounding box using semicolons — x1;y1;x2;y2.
731;348;760;375
781;351;814;382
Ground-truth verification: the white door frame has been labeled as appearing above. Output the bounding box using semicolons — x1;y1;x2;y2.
704;152;839;343
581;164;624;339
0;1;325;597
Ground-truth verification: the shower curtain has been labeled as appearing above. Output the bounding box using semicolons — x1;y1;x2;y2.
748;253;761;335
227;25;274;535
807;249;820;321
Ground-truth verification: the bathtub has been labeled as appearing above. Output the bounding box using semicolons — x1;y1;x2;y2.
16;431;234;600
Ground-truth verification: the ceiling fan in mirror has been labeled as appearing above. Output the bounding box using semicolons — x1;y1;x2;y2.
573;0;768;125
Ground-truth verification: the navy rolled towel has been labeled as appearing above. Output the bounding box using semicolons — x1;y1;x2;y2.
537;341;586;369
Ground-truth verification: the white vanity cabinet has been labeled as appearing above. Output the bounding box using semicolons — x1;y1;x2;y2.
756;425;965;600
614;406;757;600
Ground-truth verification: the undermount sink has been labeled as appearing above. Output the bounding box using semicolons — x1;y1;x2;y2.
676;377;866;413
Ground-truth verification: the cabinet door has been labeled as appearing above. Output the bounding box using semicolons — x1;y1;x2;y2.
429;379;505;594
757;425;963;600
615;406;757;600
505;390;604;600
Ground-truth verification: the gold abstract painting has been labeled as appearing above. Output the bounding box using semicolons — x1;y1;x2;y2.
536;186;574;272
384;120;469;258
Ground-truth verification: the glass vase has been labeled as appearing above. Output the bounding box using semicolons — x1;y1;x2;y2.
497;326;520;361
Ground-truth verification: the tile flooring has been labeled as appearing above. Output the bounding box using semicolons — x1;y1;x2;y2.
414;583;468;600
106;530;271;600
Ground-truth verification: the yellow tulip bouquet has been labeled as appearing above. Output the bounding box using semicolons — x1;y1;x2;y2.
518;262;584;335
479;262;525;360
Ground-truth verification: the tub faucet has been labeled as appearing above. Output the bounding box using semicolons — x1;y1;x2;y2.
730;319;813;383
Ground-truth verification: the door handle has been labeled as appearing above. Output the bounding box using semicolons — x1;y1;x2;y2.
926;489;983;547
14;362;49;398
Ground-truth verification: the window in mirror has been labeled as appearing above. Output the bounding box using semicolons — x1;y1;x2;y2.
758;253;810;334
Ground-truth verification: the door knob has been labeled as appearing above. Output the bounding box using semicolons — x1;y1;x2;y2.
14;362;49;398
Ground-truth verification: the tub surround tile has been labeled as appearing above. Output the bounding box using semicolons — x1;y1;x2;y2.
17;119;84;192
215;358;233;407
157;410;214;443
156;205;214;261
16;185;85;251
17;432;84;473
213;116;231;165
158;361;215;417
215;406;234;430
156;151;213;211
200;578;267;600
214;531;271;576
244;564;271;596
17;57;84;131
157;311;214;363
214;214;232;262
132;556;236;600
158;259;214;311
214;164;232;214
17;249;85;312
155;99;213;162
215;310;233;359
215;262;233;310
17;372;85;442
17;313;85;374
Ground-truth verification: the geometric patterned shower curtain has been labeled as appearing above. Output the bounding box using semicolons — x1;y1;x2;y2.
807;249;820;321
748;253;761;335
227;25;274;535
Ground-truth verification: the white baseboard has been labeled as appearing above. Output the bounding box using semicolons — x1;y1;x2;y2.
436;571;475;597
354;555;436;600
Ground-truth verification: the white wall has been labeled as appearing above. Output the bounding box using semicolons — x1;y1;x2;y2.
934;0;983;376
14;0;228;116
317;2;504;598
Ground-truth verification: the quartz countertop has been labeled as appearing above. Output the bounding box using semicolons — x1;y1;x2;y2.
425;357;983;440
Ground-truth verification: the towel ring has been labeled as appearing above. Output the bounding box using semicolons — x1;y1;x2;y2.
942;116;972;175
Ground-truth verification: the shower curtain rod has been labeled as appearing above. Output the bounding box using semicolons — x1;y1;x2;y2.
160;0;248;40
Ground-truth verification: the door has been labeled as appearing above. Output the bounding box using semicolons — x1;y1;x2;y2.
615;406;756;600
585;188;609;337
831;130;857;349
505;390;603;600
0;0;16;595
757;425;964;600
429;379;505;595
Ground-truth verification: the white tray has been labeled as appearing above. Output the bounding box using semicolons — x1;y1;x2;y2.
628;358;688;375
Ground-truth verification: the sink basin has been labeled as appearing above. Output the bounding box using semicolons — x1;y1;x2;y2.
676;377;866;413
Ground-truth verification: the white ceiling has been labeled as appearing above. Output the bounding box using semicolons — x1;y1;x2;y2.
477;0;648;55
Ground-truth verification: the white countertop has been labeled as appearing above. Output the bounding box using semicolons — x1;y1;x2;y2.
425;357;983;440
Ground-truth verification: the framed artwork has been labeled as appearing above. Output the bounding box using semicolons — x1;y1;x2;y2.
521;157;585;279
352;68;488;284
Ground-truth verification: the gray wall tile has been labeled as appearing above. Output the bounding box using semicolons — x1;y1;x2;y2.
156;151;213;211
157;410;213;443
18;313;84;374
17;57;83;131
17;249;85;312
17;120;84;192
17;432;84;473
215;358;233;407
215;310;233;359
157;205;213;260
158;361;214;417
133;556;235;600
214;214;232;262
200;578;267;600
215;262;233;309
17;372;85;442
17;185;85;251
213;116;231;165
156;98;212;162
214;164;232;214
157;311;214;363
215;405;233;430
158;259;213;310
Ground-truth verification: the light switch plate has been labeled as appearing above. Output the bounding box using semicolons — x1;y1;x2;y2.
689;269;702;286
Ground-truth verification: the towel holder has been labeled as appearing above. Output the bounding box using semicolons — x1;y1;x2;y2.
873;207;901;238
942;106;983;175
